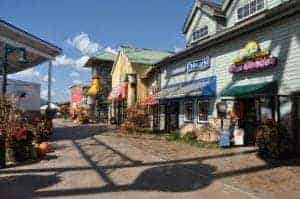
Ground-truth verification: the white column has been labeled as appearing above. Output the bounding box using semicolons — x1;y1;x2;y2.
48;61;52;106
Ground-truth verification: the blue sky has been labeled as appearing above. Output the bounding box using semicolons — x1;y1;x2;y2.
3;0;194;102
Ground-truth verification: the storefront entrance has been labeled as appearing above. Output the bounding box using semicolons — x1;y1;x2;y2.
165;101;179;132
236;98;257;145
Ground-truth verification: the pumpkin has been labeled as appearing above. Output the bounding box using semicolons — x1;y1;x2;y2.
38;142;51;157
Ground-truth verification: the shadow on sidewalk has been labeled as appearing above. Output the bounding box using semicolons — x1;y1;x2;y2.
1;121;299;198
0;174;61;199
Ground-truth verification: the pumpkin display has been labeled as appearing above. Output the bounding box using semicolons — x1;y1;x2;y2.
38;142;51;157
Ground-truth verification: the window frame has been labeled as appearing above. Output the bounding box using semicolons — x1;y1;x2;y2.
191;26;209;42
237;0;265;22
184;100;194;122
197;100;210;123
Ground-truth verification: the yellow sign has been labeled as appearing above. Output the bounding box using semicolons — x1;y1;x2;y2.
244;41;259;55
87;77;101;96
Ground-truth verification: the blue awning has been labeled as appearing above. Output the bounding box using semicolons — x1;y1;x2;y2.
157;76;216;99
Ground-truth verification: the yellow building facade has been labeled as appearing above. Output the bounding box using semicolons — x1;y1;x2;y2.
109;46;172;124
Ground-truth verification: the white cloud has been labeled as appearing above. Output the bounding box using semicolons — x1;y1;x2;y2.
70;71;80;77
67;32;100;56
52;55;89;71
174;46;183;53
11;68;41;79
41;89;56;99
74;56;89;69
41;90;48;99
72;79;83;85
52;55;74;66
104;46;117;54
42;75;56;83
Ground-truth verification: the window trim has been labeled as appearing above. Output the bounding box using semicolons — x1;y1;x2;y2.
191;26;209;42
184;100;194;122
197;99;210;123
237;0;266;22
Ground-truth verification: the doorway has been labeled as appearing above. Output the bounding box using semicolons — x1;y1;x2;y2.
165;101;179;132
294;96;300;154
235;98;257;145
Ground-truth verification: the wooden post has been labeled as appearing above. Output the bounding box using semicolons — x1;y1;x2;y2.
48;61;52;106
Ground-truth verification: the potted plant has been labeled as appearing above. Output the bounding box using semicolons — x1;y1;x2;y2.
256;119;293;159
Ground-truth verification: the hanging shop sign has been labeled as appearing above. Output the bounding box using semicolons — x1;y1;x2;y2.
71;87;83;103
229;41;277;73
187;56;210;73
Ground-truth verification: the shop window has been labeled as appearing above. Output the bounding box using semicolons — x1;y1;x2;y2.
160;104;165;114
184;101;194;122
198;100;209;122
237;0;265;21
259;97;275;122
192;26;208;42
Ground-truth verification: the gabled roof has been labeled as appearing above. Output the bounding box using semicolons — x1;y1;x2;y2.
93;51;116;62
121;46;172;66
84;51;116;68
158;0;299;67
183;0;225;34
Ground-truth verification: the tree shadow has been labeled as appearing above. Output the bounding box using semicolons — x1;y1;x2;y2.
37;163;215;197
129;163;215;192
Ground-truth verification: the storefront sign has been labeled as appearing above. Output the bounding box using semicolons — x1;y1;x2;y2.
187;56;210;72
229;41;277;74
71;87;83;103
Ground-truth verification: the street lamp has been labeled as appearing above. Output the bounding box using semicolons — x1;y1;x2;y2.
2;44;28;97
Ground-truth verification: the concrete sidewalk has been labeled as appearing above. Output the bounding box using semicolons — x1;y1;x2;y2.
0;119;299;199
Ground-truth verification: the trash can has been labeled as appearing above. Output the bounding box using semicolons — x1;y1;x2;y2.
219;130;230;148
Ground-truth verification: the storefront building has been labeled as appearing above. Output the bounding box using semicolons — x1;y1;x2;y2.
83;52;115;123
151;0;300;149
109;46;171;125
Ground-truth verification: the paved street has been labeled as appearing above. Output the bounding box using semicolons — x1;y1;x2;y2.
0;119;299;199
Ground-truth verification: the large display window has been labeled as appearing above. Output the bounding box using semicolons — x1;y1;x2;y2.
198;100;209;122
184;100;194;122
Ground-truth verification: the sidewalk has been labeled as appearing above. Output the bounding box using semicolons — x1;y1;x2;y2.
0;119;299;199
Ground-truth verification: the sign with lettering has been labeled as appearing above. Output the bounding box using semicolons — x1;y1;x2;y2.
187;56;210;72
230;41;278;73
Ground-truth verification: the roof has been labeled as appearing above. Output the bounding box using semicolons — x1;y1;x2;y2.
183;0;225;34
158;0;299;67
0;19;62;74
93;51;116;62
121;46;173;66
84;51;116;67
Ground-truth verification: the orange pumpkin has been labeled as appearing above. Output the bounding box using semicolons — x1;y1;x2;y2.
39;142;51;156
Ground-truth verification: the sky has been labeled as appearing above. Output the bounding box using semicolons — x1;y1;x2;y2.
2;0;194;102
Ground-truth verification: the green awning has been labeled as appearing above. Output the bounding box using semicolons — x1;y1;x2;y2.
221;81;277;97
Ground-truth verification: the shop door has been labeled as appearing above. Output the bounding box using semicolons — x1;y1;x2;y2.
166;102;179;132
152;104;159;129
241;98;257;145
